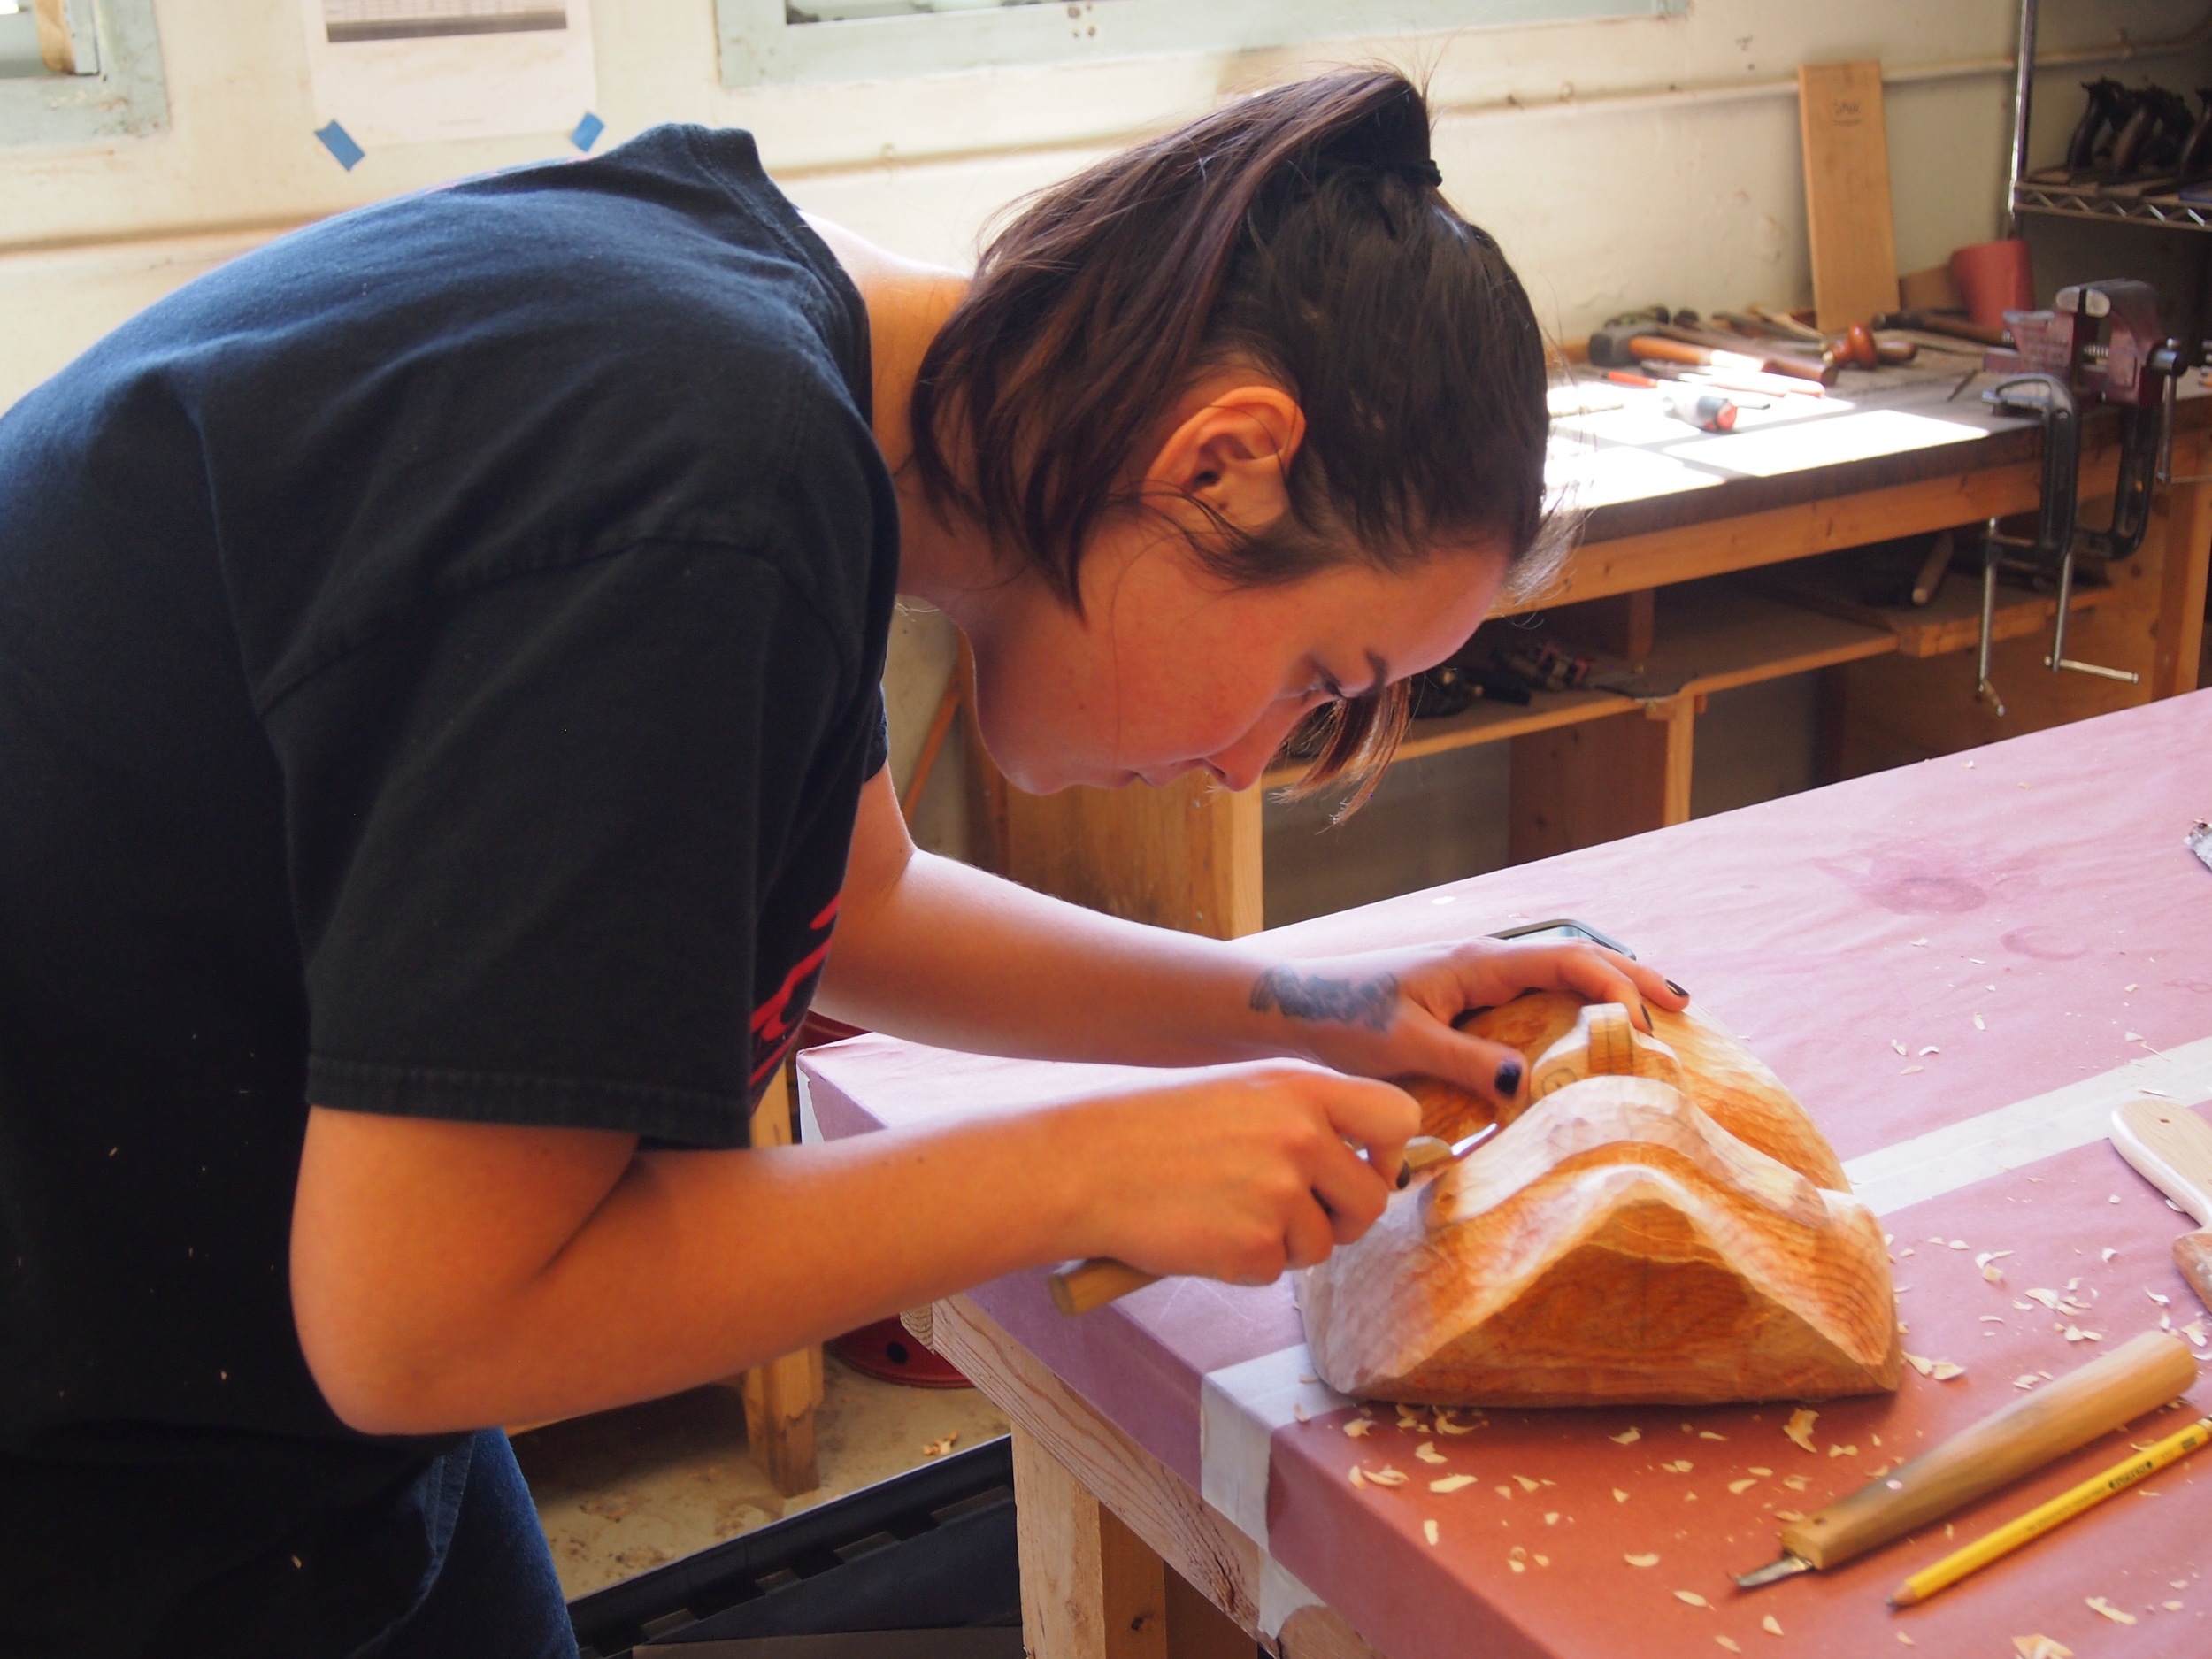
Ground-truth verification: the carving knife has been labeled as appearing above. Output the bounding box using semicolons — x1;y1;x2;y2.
2110;1097;2212;1313
1733;1329;2199;1588
1046;1124;1500;1317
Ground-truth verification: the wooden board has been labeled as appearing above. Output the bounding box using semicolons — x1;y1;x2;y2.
1799;61;1901;332
1744;553;2117;658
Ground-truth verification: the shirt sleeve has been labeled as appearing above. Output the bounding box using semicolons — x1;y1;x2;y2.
265;539;872;1147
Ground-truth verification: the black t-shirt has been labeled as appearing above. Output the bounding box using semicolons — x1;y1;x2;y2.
0;127;896;1655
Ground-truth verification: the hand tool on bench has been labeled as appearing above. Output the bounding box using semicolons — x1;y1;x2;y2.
1647;322;1838;385
1047;1125;1501;1317
2110;1097;2212;1313
1732;1329;2198;1589
1888;1409;2212;1608
1586;321;1835;388
1873;308;2011;348
1601;369;1739;433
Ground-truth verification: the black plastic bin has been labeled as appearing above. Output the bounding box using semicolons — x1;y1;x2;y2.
567;1435;1021;1659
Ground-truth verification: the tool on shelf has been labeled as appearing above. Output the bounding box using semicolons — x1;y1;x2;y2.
2109;1098;2212;1314
1889;1410;2212;1608
1732;1328;2198;1590
1969;277;2181;710
1046;1125;1501;1317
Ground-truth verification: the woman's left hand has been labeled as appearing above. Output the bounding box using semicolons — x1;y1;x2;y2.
1249;938;1689;1109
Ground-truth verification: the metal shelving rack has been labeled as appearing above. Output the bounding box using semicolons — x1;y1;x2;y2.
2007;0;2212;234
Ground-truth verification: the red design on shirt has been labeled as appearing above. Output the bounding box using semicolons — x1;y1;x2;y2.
749;895;841;1087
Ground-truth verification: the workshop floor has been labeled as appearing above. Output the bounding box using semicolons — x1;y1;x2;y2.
514;1355;1012;1600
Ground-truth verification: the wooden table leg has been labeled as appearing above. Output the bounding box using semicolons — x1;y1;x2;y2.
1014;1424;1171;1659
730;1064;823;1495
1507;694;1694;862
926;1295;1381;1659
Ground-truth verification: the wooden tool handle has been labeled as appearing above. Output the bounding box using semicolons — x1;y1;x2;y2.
1780;1329;2198;1569
2112;1099;2212;1226
1048;1257;1159;1316
1626;335;1712;370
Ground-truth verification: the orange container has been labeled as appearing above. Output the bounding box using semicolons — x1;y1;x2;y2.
1950;239;2034;329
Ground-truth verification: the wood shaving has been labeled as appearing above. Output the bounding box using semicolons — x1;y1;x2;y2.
1366;1467;1409;1487
1903;1352;1934;1375
2125;1032;2144;1043
1909;938;1930;948
1415;1442;1448;1465
2062;1326;2101;1343
1533;1553;1549;1567
1435;1411;1477;1435
1828;1444;1858;1457
2012;1640;2072;1659
1293;1402;1307;1423
1699;1431;1727;1440
1508;1557;1525;1572
2102;1248;2117;1263
1727;1478;1759;1494
1495;1486;1514;1498
1544;1511;1559;1525
1717;1638;1741;1653
921;1434;958;1457
1947;1240;1967;1250
2014;1374;2039;1389
1891;1040;1908;1056
1430;1474;1475;1494
2024;1288;2062;1310
1775;1509;1804;1521
2165;1601;2185;1611
1762;1614;1784;1636
2148;1288;2171;1306
1931;1362;1965;1380
2186;1319;2209;1348
1974;1013;1985;1029
1901;1064;1924;1074
1344;1419;1374;1437
1896;1635;1915;1647
1349;1467;1367;1487
1662;1459;1694;1473
2109;1194;2123;1204
1782;1476;1809;1492
1747;1465;1772;1476
1609;1426;1642;1445
1423;1518;1440;1546
1675;1590;1709;1607
1784;1409;1819;1453
1625;1552;1660;1566
2126;983;2139;993
2085;1596;2138;1625
1920;1046;1941;1056
1514;1474;1542;1493
1613;1487;1630;1502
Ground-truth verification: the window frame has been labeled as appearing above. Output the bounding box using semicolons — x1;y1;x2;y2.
715;0;1682;91
0;0;167;148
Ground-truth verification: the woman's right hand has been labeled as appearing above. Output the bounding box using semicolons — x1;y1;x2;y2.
1049;1060;1419;1286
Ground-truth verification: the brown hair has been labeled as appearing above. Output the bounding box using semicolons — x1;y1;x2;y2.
910;69;1558;808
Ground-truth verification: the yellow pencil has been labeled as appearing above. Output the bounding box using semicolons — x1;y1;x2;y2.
1890;1414;2212;1608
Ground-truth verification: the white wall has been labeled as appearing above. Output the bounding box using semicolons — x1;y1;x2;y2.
6;0;2208;849
8;0;2212;412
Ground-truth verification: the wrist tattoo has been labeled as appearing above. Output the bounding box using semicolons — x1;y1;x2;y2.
1249;966;1398;1033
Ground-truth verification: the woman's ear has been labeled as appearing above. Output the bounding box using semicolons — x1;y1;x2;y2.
1145;384;1306;536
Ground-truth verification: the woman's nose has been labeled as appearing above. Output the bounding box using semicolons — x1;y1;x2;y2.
1207;709;1305;793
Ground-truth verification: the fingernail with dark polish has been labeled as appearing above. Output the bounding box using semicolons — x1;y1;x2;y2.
1494;1059;1523;1098
1665;979;1689;998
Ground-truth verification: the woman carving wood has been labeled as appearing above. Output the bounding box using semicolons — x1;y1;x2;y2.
1300;991;1901;1406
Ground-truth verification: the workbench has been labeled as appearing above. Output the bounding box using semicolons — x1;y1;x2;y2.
962;370;2212;941
806;687;2212;1659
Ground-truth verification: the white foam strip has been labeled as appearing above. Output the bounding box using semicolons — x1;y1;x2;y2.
1199;1332;1350;1547
1257;1552;1323;1638
1843;1035;2212;1217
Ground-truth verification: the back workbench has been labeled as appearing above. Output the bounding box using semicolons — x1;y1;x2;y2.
958;370;2212;941
805;687;2212;1659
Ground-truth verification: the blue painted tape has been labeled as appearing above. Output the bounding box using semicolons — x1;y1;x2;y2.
570;111;603;153
315;120;365;172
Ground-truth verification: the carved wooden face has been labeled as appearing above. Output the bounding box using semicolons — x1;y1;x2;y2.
1301;990;1900;1408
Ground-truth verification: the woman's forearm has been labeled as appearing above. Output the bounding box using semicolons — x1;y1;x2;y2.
818;840;1313;1065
